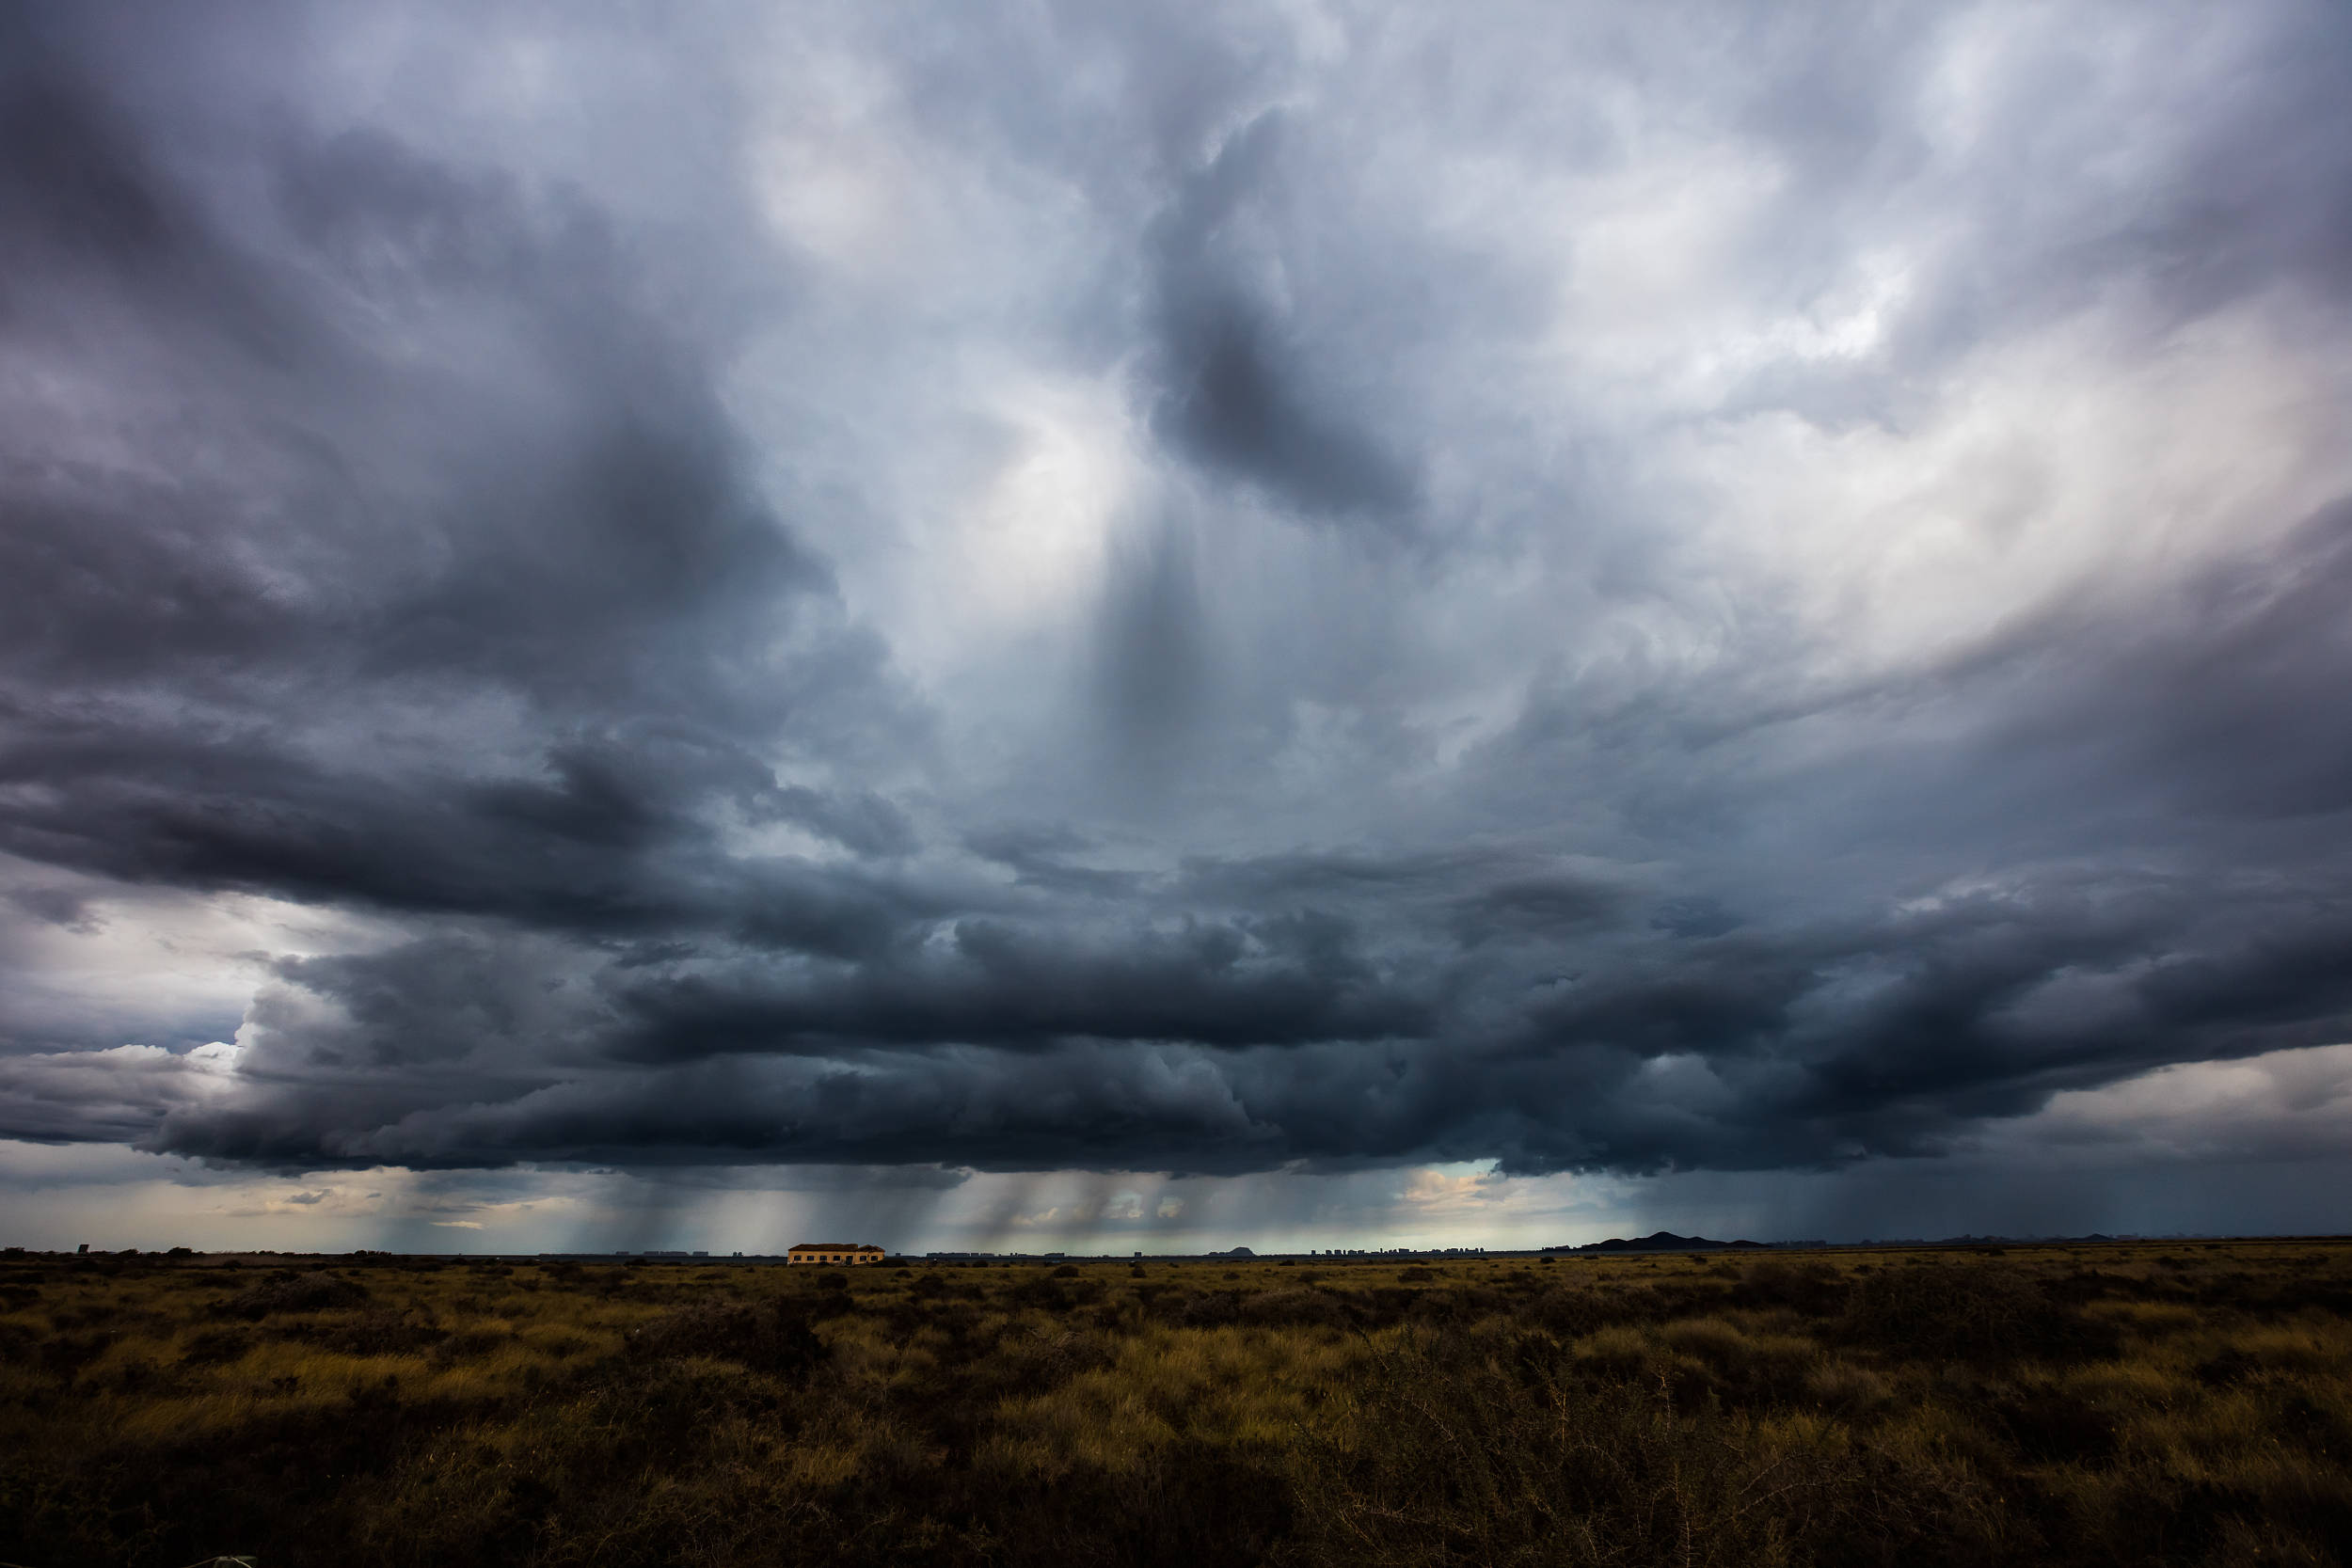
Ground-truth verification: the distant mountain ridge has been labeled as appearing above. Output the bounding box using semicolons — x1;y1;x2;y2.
1542;1231;1771;1254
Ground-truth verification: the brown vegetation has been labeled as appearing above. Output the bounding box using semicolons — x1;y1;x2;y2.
2;1243;2349;1565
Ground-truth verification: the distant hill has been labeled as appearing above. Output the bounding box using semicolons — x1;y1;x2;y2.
1541;1231;1771;1254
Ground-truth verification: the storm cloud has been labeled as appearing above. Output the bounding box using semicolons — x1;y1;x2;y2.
5;1;2352;1234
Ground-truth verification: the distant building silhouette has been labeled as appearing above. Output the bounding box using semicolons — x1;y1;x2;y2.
787;1243;885;1266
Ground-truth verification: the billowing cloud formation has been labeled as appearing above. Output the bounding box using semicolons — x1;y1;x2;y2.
5;2;2352;1204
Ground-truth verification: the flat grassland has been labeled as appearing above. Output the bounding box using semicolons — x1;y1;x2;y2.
3;1243;2349;1566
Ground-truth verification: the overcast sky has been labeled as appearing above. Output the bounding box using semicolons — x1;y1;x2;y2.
5;0;2352;1254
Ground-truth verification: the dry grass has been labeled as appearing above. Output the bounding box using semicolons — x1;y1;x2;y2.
0;1243;2348;1565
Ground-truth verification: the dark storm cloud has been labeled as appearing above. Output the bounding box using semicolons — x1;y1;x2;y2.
1148;115;1421;529
0;13;924;954
2022;499;2352;821
85;839;2352;1177
7;1;2352;1212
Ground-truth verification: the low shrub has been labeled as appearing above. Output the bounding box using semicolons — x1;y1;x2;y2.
174;1326;256;1366
1840;1262;2118;1366
6;1243;2349;1568
217;1270;372;1320
627;1296;828;1377
1738;1256;1849;1315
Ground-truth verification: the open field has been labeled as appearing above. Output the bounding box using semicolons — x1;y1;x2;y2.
3;1242;2350;1566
